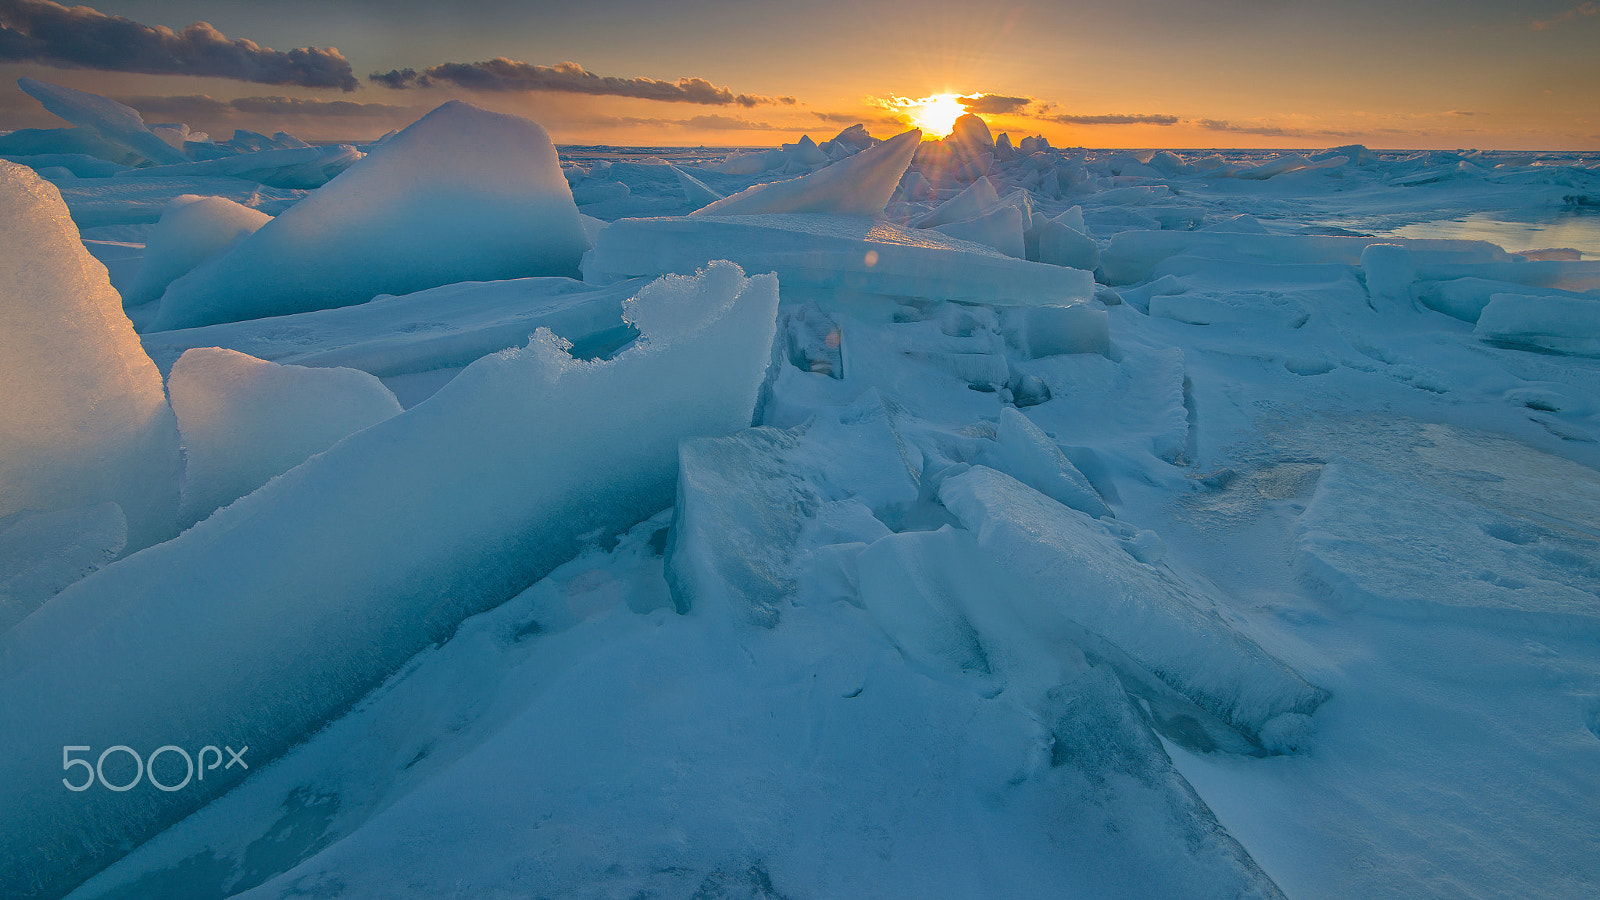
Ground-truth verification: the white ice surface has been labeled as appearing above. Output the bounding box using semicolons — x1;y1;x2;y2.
9;134;1600;900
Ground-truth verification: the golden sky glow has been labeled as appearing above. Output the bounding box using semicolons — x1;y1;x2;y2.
1;1;1597;149
877;93;968;138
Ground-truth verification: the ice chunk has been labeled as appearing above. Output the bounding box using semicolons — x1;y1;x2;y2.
670;163;724;209
667;393;922;627
142;276;637;380
571;179;629;204
1100;230;1512;285
122;195;272;307
112;143;362;190
17;77;188;166
939;466;1328;740
986;407;1112;518
691;129;920;217
586;213;1094;308
1036;217;1100;270
0;162;181;550
0;125;140;164
948;113;995;152
1475;293;1600;356
45;174;304;228
1416;277;1584;324
0;263;778;900
0;503;125;633
914;175;1001;228
1002;303;1110;357
930;203;1026;258
152;102;589;331
0;152;128;178
1361;243;1416;310
168;348;403;527
667;427;820;627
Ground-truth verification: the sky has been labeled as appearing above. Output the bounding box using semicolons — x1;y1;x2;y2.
1;0;1597;149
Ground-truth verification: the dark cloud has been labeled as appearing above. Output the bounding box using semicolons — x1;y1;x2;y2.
812;110;905;127
229;96;411;117
960;94;1033;115
0;0;357;90
368;68;420;91
1531;1;1598;30
371;58;792;107
1198;118;1296;136
1046;112;1180;126
1197;118;1352;138
682;114;785;130
124;94;410;120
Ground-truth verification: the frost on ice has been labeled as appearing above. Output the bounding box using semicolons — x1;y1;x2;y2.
0;161;181;551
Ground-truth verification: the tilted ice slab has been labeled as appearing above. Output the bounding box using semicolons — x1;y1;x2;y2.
17;78;188;166
223;554;1286;900
0;262;778;900
1099;229;1513;285
1475;293;1600;356
122;194;272;307
692;129;920;217
0;162;181;551
168;348;403;528
112;143;362;190
1296;458;1600;632
0;504;125;634
940;465;1328;742
141;276;644;378
153;101;590;331
585;213;1094;307
667;397;921;628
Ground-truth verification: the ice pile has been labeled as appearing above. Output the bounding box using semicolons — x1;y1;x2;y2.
691;129;920;216
5;95;1600;900
0;262;778;900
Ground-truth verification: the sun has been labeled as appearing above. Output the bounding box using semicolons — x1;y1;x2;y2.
900;94;967;138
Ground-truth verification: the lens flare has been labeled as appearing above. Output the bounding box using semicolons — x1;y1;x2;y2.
874;93;969;137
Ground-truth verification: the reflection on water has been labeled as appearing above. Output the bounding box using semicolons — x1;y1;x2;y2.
1388;210;1600;257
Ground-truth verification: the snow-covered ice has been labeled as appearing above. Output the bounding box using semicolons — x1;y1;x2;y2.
2;94;1599;900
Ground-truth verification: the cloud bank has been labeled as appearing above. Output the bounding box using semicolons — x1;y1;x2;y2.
371;59;796;107
0;0;357;90
124;94;411;121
